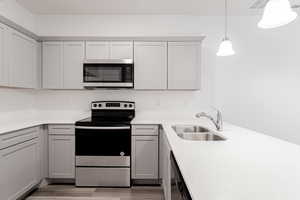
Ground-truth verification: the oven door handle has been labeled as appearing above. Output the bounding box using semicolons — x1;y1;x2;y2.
75;126;130;130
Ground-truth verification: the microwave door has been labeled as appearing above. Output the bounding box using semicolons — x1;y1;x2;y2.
84;66;122;82
83;62;134;88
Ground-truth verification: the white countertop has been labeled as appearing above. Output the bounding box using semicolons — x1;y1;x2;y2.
0;111;90;134
132;110;300;200
1;110;300;200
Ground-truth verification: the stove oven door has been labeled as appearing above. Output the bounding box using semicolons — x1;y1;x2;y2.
75;125;131;187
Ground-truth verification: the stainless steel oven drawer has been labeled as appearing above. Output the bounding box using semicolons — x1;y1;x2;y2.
76;167;130;187
76;156;130;167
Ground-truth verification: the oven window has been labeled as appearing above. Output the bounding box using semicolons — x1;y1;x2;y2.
75;128;131;156
84;66;123;82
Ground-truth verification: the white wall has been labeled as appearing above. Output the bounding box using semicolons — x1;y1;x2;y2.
0;88;37;122
0;0;36;32
214;16;300;145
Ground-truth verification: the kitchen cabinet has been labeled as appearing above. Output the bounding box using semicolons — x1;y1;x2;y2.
63;42;84;89
9;29;38;88
85;41;110;59
134;42;167;90
48;124;75;179
131;125;159;180
0;23;9;86
38;125;48;180
160;127;172;200
42;42;63;89
86;41;133;60
42;41;84;89
110;41;133;59
0;127;40;200
168;42;201;90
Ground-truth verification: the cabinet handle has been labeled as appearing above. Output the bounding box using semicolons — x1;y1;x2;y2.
51;127;72;130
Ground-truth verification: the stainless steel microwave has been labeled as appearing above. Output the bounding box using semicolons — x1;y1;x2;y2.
83;59;134;89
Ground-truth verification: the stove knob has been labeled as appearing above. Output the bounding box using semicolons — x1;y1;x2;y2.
129;104;133;108
98;104;102;107
93;104;97;108
120;152;125;156
124;104;128;108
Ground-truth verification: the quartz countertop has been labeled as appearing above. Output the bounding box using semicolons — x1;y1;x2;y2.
132;111;300;200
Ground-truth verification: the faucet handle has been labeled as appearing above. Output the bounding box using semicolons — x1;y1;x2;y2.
195;112;207;118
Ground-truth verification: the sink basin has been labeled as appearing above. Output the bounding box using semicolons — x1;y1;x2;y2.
172;125;210;133
172;125;226;141
177;132;225;141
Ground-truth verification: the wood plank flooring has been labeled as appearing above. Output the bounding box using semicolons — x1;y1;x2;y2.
26;185;164;200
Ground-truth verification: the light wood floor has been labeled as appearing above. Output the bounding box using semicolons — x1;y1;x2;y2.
26;185;164;200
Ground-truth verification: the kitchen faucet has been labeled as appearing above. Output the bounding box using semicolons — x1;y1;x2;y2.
195;109;223;131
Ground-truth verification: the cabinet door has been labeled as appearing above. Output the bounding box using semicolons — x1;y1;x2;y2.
134;42;167;90
132;136;159;179
49;135;75;179
63;41;84;89
110;41;133;59
85;41;110;60
168;42;201;90
38;125;48;180
42;42;63;89
1;139;39;200
0;23;8;86
9;30;38;88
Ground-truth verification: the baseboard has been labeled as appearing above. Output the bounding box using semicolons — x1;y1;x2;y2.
131;179;161;186
47;178;75;184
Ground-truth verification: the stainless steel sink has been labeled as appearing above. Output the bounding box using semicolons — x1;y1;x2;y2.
172;125;226;141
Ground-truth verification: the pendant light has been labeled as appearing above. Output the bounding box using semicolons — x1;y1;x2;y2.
258;0;298;29
217;0;235;57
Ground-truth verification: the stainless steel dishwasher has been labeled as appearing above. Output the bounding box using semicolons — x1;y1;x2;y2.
171;152;192;200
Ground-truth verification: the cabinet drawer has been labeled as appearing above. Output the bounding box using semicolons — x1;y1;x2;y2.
132;125;159;136
48;124;75;135
0;127;39;149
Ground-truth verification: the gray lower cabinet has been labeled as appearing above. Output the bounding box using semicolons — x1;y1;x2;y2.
131;125;159;180
48;125;75;179
160;127;171;200
0;127;40;200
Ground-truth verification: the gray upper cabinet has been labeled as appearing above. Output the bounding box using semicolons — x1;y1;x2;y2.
42;41;84;89
168;42;201;90
110;41;133;59
8;29;38;89
42;42;63;89
63;42;84;89
134;42;167;90
86;41;133;60
0;23;8;86
85;41;110;60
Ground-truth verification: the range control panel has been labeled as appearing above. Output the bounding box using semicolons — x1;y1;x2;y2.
91;101;135;110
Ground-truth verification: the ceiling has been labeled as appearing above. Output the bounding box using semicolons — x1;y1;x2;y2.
16;0;266;15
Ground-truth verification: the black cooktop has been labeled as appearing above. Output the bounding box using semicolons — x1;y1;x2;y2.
75;117;132;127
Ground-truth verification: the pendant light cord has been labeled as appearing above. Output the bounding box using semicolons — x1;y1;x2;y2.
225;0;228;39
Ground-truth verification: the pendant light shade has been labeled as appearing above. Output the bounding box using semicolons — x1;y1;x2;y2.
258;0;298;29
217;38;235;56
217;0;235;56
